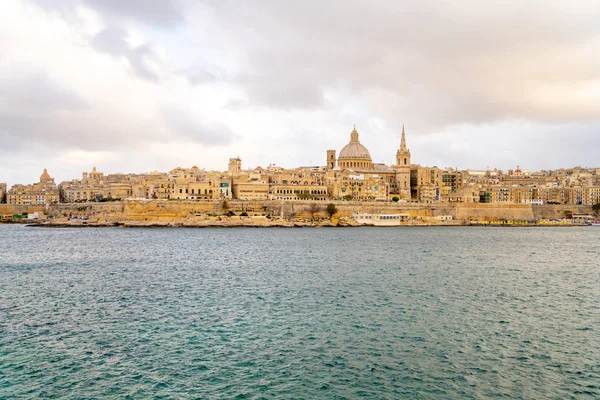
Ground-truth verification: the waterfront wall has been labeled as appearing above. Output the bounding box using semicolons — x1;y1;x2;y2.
42;200;593;222
0;204;45;216
532;204;592;219
453;204;535;221
47;200;439;221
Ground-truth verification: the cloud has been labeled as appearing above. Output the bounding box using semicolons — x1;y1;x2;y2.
163;106;236;146
201;0;600;130
2;0;600;186
0;66;87;112
91;26;160;81
27;0;184;28
179;65;220;85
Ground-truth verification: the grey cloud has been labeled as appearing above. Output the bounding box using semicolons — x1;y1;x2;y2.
163;107;236;146
84;0;183;27
179;65;220;85
0;67;87;112
91;26;159;82
407;122;600;171
199;0;600;131
0;67;161;153
0;67;87;152
28;0;183;28
28;0;177;82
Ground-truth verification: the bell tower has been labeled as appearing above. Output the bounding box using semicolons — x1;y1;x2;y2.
395;124;412;200
326;150;336;170
228;157;241;175
396;124;411;166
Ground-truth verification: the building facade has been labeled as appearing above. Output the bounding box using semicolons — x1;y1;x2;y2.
0;183;6;204
7;169;59;205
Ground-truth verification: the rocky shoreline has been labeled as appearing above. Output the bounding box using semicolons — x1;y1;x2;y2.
18;215;468;228
17;219;586;228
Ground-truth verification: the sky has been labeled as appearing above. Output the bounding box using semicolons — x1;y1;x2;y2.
1;0;599;186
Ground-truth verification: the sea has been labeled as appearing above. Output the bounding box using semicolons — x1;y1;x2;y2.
0;225;598;399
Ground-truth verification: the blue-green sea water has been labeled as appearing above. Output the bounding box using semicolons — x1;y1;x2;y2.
1;225;599;399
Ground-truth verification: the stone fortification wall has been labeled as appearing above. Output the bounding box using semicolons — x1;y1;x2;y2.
47;202;124;219
0;204;45;216
532;204;592;219
452;204;535;221
45;200;592;222
45;200;437;221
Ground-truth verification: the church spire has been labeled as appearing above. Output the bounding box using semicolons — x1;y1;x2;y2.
400;124;407;151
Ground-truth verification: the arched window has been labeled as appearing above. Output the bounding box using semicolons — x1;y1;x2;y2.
404;158;407;165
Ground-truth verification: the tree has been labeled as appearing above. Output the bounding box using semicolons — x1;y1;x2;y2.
221;199;229;213
326;203;338;218
593;203;600;216
343;194;353;201
308;203;322;220
392;196;400;202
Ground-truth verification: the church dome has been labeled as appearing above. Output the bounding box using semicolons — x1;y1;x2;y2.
339;142;372;160
40;168;51;182
338;126;372;160
337;126;373;169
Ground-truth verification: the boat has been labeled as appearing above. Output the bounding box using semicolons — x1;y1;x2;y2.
591;220;600;226
353;213;411;226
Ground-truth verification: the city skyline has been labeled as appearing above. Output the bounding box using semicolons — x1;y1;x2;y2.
1;1;600;186
2;123;599;188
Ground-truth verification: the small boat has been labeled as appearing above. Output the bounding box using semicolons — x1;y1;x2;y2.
591;220;600;226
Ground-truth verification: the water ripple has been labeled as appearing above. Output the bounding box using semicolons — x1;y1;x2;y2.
1;226;599;398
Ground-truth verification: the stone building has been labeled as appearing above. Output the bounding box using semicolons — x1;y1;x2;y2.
336;126;374;169
332;172;389;201
0;182;6;204
7;169;59;205
268;167;328;200
60;167;157;202
410;166;442;203
170;170;232;200
395;125;412;200
325;125;413;201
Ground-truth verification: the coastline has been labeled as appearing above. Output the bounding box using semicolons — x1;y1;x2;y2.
1;200;594;228
10;219;587;229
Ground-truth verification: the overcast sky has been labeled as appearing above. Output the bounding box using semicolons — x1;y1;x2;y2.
1;0;599;186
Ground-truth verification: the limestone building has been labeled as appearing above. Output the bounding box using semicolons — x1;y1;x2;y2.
325;125;413;201
395;125;411;200
7;169;59;205
60;167;172;202
336;126;374;169
0;183;6;204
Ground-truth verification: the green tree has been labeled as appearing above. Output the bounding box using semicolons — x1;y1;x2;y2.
592;203;600;215
392;196;400;202
326;203;338;218
221;199;229;213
